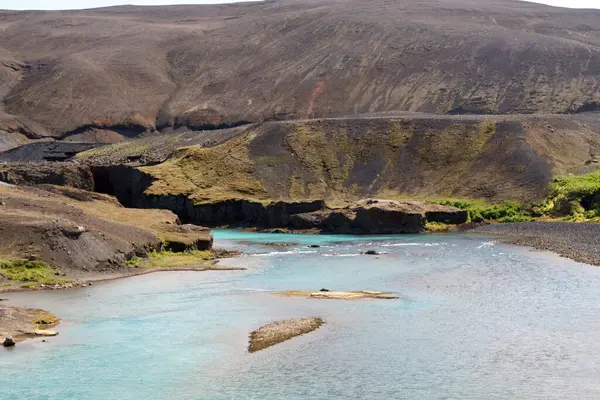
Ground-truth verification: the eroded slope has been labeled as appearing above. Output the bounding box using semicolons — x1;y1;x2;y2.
0;0;599;144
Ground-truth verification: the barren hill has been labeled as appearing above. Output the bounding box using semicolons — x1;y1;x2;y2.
1;0;600;149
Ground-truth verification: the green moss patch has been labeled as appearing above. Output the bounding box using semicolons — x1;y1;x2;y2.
127;250;214;269
430;170;600;223
534;171;600;220
0;260;71;286
430;199;533;223
141;134;269;204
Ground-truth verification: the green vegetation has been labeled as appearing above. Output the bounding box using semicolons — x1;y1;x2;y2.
126;250;213;269
431;171;600;223
534;171;600;220
75;141;131;159
424;221;452;232
0;260;71;286
431;199;533;223
141;134;269;204
34;311;60;327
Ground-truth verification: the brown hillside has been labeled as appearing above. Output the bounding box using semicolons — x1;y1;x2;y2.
67;114;600;204
0;182;213;283
1;0;600;146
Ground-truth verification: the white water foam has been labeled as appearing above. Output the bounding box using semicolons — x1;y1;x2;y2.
250;250;318;257
477;241;497;249
381;242;443;247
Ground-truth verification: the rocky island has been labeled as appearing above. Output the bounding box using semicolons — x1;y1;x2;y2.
0;305;60;346
278;290;401;300
248;318;325;353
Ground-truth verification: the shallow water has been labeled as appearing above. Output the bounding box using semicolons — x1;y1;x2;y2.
2;230;600;399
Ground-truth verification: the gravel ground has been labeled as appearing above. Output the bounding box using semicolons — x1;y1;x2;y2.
473;222;600;266
248;318;324;353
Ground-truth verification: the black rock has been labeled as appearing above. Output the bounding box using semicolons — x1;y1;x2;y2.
364;250;379;255
319;288;330;292
473;216;485;223
308;245;321;248
3;337;16;347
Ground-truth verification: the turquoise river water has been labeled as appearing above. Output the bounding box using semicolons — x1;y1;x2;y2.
1;230;600;399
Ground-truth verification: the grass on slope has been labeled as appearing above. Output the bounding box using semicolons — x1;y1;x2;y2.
431;170;600;223
126;250;213;269
0;260;71;287
430;199;533;223
140;134;269;204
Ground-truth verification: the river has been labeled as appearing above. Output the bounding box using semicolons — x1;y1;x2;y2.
1;230;600;399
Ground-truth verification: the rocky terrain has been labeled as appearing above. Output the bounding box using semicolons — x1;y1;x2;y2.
248;317;324;353
0;0;600;151
474;222;600;266
0;182;214;290
0;305;60;344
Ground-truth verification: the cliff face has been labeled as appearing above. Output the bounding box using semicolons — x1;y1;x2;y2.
33;114;589;227
1;0;600;147
1;114;599;229
82;116;597;205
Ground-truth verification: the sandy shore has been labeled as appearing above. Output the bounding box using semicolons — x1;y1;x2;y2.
473;222;600;266
0;263;246;293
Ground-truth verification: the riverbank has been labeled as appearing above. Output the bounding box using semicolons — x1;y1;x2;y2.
0;261;246;293
0;305;60;344
473;222;600;267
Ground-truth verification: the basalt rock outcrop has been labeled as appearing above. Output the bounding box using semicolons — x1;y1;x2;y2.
96;186;465;233
289;200;468;234
0;158;466;233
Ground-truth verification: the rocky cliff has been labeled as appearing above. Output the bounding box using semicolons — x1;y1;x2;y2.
72;115;600;208
2;114;599;228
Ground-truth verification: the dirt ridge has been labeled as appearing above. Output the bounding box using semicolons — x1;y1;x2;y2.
1;0;600;150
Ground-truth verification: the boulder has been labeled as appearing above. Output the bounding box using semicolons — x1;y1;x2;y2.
266;200;325;227
353;200;425;234
3;337;15;347
320;211;355;233
289;212;324;230
364;250;379;255
33;329;58;337
424;204;469;225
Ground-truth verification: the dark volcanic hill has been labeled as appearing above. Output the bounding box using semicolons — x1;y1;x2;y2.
1;0;600;149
